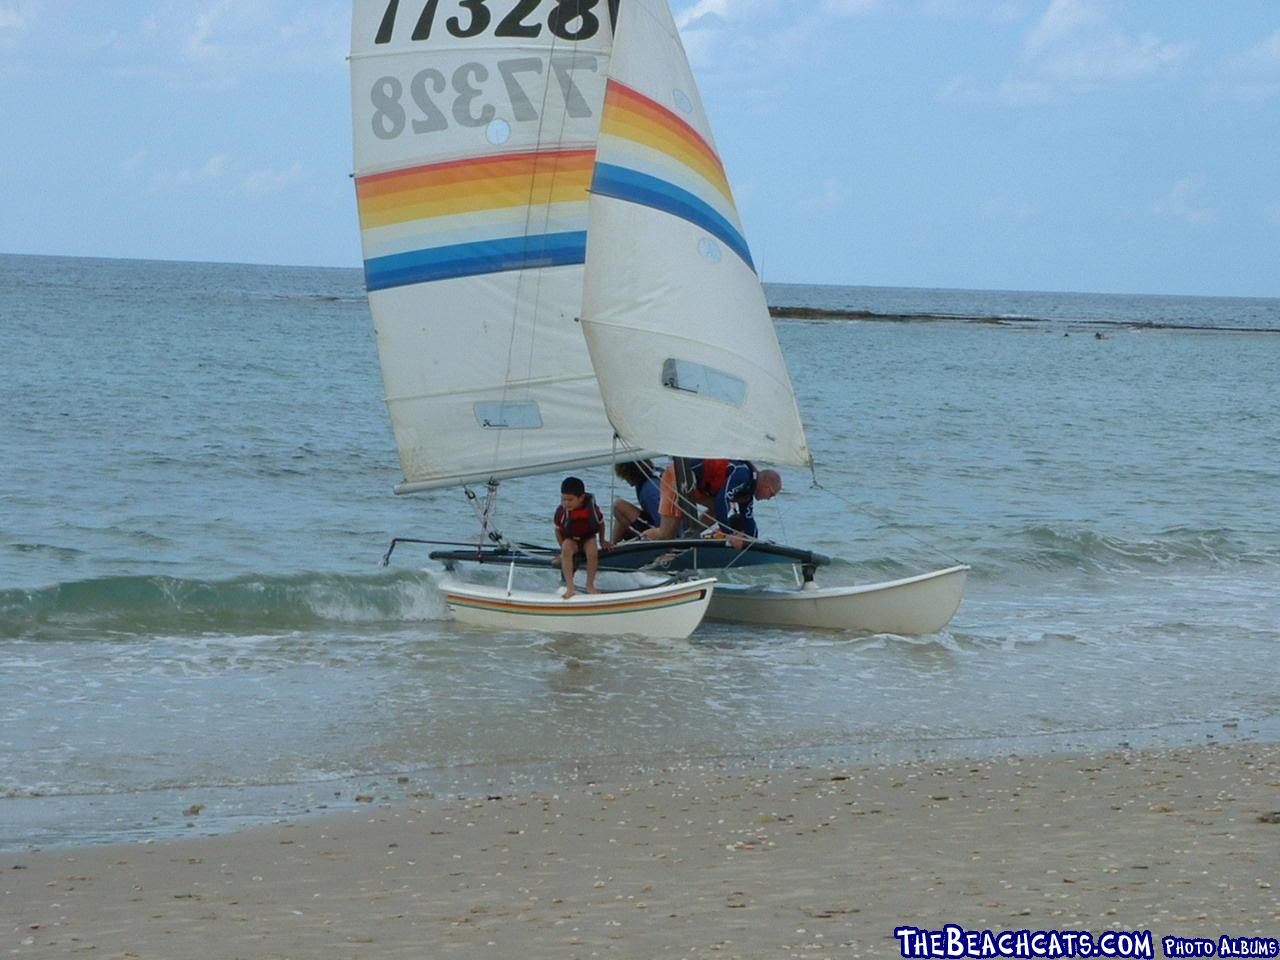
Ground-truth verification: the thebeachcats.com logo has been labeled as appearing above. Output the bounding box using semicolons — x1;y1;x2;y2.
893;925;1156;959
893;926;1279;959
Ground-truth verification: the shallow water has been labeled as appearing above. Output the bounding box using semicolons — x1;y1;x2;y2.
1;254;1277;848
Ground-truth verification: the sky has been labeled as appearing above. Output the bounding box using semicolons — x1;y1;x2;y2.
1;1;1277;297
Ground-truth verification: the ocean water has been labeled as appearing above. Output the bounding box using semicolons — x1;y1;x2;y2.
1;254;1277;849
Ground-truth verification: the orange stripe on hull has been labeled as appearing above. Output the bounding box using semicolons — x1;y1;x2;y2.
446;588;707;617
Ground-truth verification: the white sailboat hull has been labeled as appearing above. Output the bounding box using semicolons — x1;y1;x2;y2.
439;575;717;639
706;566;968;635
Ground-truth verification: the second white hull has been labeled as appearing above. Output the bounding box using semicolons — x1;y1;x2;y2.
706;566;968;635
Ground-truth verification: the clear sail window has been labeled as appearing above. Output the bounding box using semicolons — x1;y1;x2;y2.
661;359;747;407
474;401;543;429
486;118;511;145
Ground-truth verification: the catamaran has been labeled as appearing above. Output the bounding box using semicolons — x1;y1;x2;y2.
350;0;967;636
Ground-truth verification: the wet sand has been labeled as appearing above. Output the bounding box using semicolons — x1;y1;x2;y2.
4;743;1277;958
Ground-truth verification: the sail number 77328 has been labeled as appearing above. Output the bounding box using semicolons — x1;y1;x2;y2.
371;55;598;140
373;0;620;44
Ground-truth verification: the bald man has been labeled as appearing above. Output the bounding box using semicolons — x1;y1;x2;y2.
644;458;781;549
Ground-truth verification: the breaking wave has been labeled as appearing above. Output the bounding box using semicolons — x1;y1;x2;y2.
0;570;447;640
995;524;1279;572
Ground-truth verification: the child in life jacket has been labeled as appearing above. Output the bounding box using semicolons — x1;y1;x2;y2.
555;476;609;598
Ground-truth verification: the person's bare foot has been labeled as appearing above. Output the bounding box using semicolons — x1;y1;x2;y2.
587;585;603;595
563;586;576;599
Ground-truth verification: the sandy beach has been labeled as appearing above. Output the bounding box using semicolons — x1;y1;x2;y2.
4;742;1277;958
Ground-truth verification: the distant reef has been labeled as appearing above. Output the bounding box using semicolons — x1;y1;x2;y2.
767;305;1278;333
769;306;976;323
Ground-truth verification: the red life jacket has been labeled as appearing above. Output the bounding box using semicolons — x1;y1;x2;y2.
697;459;730;498
697;459;756;503
556;494;601;540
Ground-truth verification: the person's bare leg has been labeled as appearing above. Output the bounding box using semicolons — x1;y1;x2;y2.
612;499;641;542
643;515;681;540
560;539;578;598
645;464;684;541
583;539;601;594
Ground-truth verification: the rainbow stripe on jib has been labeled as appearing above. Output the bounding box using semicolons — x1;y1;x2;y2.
591;80;753;271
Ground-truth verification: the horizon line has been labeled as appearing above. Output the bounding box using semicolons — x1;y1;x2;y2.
1;249;1276;302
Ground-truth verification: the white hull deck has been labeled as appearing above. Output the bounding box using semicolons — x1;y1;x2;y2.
706;565;969;635
438;574;717;639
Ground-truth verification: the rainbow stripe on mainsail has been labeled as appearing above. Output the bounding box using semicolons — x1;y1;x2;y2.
591;81;754;271
356;149;595;291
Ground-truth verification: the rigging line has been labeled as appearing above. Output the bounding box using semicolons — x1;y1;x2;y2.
463;486;486;549
519;37;581;399
809;472;966;567
464;483;508;548
666;460;763;540
769;484;791;551
607;433;619;542
633;528;764;576
491;22;575;472
623;460;775;573
713;526;764;573
660;464;768;563
657;459;811;562
487;481;507;546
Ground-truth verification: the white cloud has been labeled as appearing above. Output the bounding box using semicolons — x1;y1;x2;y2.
678;0;1025;27
820;0;886;16
120;150;147;177
183;0;266;65
151;154;232;192
928;0;1030;22
1204;79;1280;103
0;1;34;30
111;2;347;90
939;73;1056;104
943;0;1193;103
1153;175;1219;226
796;177;853;212
1234;28;1280;73
676;0;761;29
243;162;306;196
820;0;1031;18
0;0;35;50
676;0;1032;74
1023;0;1106;58
675;0;781;67
1038;32;1194;84
1023;0;1193;85
1207;28;1280;102
677;0;823;74
141;153;306;197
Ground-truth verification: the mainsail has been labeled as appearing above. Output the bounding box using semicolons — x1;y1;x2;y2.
579;0;811;466
350;0;627;493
